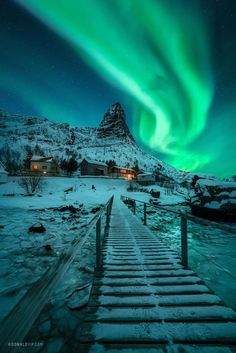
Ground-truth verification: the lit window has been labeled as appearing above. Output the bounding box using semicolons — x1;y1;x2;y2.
33;165;38;170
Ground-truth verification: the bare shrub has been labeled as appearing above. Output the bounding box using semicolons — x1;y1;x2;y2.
19;174;44;195
127;181;140;192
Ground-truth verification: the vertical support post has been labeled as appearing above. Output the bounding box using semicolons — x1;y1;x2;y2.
181;216;188;267
144;203;147;225
104;196;113;244
106;204;109;227
96;217;101;269
133;200;136;214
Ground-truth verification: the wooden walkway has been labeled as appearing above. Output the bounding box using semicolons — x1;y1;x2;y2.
79;197;236;352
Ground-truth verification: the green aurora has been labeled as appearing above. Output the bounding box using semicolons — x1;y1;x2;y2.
17;0;235;177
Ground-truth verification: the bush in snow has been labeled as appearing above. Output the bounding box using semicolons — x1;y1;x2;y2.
18;174;44;195
127;181;140;192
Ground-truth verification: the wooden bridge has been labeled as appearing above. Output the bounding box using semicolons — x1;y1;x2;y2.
78;197;236;352
1;195;236;353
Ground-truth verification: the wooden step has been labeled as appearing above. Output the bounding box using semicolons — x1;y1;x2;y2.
88;293;223;307
84;305;236;323
79;321;236;344
102;266;183;270
78;343;236;353
92;284;211;296
102;265;185;272
103;257;180;265
94;276;202;286
102;264;181;268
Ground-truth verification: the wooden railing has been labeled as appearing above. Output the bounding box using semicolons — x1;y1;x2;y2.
96;195;114;269
0;195;114;352
121;195;236;268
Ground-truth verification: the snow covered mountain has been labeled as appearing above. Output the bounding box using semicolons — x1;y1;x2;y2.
0;103;182;180
97;102;134;142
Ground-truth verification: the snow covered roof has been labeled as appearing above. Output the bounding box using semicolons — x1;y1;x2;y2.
112;166;135;172
0;161;7;174
82;158;107;167
31;155;53;162
31;155;44;161
138;172;154;176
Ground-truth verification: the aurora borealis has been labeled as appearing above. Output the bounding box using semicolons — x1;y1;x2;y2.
1;1;236;177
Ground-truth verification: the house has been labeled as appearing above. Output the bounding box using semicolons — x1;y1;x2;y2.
109;166;136;180
30;155;59;176
137;172;156;186
0;162;8;183
79;158;108;176
155;172;175;186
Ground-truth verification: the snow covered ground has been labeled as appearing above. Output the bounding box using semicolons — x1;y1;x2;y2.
0;177;128;318
0;176;127;209
0;176;236;352
0;177;130;352
134;202;236;311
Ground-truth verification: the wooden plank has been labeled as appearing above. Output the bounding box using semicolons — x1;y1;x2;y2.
79;321;236;343
89;293;223;306
78;197;236;351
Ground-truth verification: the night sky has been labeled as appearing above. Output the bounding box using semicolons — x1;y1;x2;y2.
0;0;236;178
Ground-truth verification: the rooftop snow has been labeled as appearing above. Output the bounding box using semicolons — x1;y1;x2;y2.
82;158;107;167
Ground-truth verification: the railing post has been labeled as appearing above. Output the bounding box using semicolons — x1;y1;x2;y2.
133;200;136;214
181;216;188;267
106;204;109;227
144;203;147;225
96;217;101;269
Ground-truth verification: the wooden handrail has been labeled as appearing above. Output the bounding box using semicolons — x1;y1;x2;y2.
121;195;236;235
0;195;114;352
121;195;236;269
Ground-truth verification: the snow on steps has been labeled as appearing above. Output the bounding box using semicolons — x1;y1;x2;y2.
78;198;236;352
85;306;236;323
88;344;235;353
80;321;236;342
89;293;223;307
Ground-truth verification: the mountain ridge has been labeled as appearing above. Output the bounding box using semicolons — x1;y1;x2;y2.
97;102;135;142
0;103;183;180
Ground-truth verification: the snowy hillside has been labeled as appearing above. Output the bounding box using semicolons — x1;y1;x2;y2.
0;104;183;180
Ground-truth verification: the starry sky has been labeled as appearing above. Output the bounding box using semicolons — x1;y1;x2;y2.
0;0;236;178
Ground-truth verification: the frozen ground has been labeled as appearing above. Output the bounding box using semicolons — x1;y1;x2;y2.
134;202;236;310
0;177;236;352
0;177;129;352
0;176;128;209
0;177;129;318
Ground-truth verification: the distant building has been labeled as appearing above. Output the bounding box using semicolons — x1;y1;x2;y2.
155;172;174;185
0;162;8;183
79;158;108;176
137;172;155;186
109;166;136;180
30;155;59;176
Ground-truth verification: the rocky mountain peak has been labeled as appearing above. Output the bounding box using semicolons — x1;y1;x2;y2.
97;102;135;142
